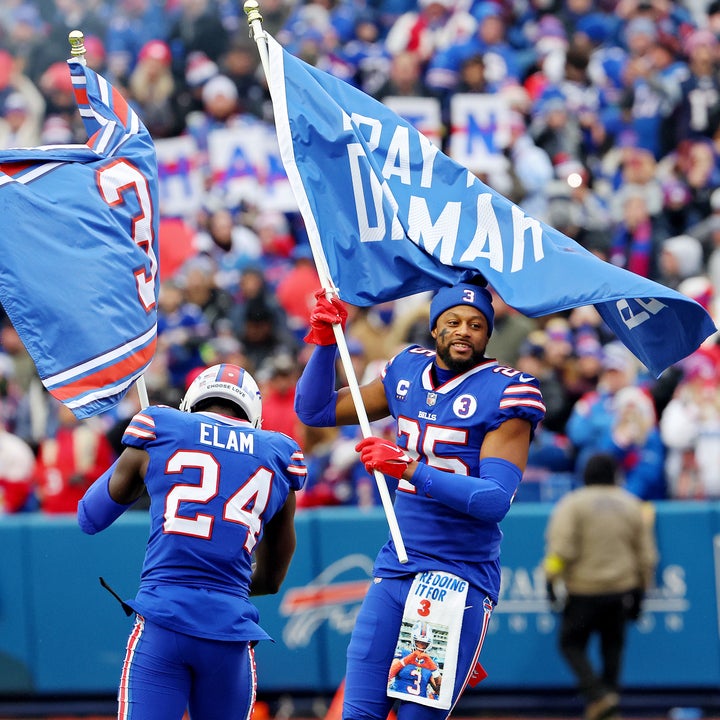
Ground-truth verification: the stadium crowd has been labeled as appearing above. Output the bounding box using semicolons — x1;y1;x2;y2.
0;0;719;514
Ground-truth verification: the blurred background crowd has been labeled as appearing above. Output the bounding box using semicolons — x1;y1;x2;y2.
0;0;719;515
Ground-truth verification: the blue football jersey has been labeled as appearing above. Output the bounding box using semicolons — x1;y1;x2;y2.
374;346;545;598
389;647;440;700
121;405;307;641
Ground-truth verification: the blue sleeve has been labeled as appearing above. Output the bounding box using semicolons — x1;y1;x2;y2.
77;461;137;535
294;345;338;427
410;457;522;523
606;431;667;501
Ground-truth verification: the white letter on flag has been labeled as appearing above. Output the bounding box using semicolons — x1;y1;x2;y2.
461;193;504;271
511;205;545;272
408;197;460;264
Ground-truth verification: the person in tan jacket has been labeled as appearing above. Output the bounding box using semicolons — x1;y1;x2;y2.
543;452;658;720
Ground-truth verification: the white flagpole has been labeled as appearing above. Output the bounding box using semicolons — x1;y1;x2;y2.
243;1;407;564
68;29;151;412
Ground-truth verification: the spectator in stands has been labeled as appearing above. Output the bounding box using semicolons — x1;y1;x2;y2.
566;342;638;476
166;0;229;76
34;401;116;514
607;385;666;500
486;287;538;367
276;244;320;345
608;185;668;281
231;265;288;345
556;162;612;241
658;234;704;290
647;32;689;159
203;331;250;372
177;50;219;120
426;2;521;94
257;352;304;446
669;29;720;150
0;353;23;434
660;348;720;498
688;186;720;254
185;73;243;161
0;90;43;148
156;278;211;394
0;50;46;147
567;344;666;500
35;0;106;82
253;211;295;289
38;60;84;140
566;327;604;401
1;3;47;82
374;50;433;101
506;110;555;224
195;208;262;295
235;297;298;373
105;0;168;84
180;255;235;333
676;139;720;230
616;17;670;159
0;425;36;513
127;39;182;139
539;318;578;434
80;34;108;76
529;94;584;174
384;0;475;66
220;40;268;119
339;11;392;97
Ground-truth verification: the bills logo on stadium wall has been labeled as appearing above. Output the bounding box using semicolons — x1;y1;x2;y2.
278;554;373;648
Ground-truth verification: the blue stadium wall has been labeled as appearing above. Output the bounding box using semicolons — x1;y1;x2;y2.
1;502;719;696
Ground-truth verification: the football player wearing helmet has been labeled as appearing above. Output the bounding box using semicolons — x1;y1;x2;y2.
78;364;307;720
412;621;433;652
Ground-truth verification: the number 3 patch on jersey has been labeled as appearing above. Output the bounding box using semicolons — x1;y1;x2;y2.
387;571;468;710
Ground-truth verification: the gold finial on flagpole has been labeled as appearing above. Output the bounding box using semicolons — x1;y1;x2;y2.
68;30;86;59
243;0;263;27
243;0;269;79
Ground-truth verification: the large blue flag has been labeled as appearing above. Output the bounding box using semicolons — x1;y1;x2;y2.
266;35;716;377
0;59;159;417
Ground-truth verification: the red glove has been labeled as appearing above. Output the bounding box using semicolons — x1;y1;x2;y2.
404;650;437;671
355;436;412;479
304;289;348;345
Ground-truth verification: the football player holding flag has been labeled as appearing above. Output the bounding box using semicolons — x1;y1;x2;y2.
78;364;307;720
295;278;546;719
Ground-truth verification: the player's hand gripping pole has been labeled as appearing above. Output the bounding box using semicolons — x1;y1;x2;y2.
242;0;407;563
68;29;151;412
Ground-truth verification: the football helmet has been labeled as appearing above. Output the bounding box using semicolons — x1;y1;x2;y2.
411;621;433;651
179;364;262;428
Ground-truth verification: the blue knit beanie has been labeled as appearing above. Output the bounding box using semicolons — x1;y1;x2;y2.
429;284;495;334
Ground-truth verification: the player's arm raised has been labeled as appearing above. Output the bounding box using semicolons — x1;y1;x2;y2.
295;290;390;426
